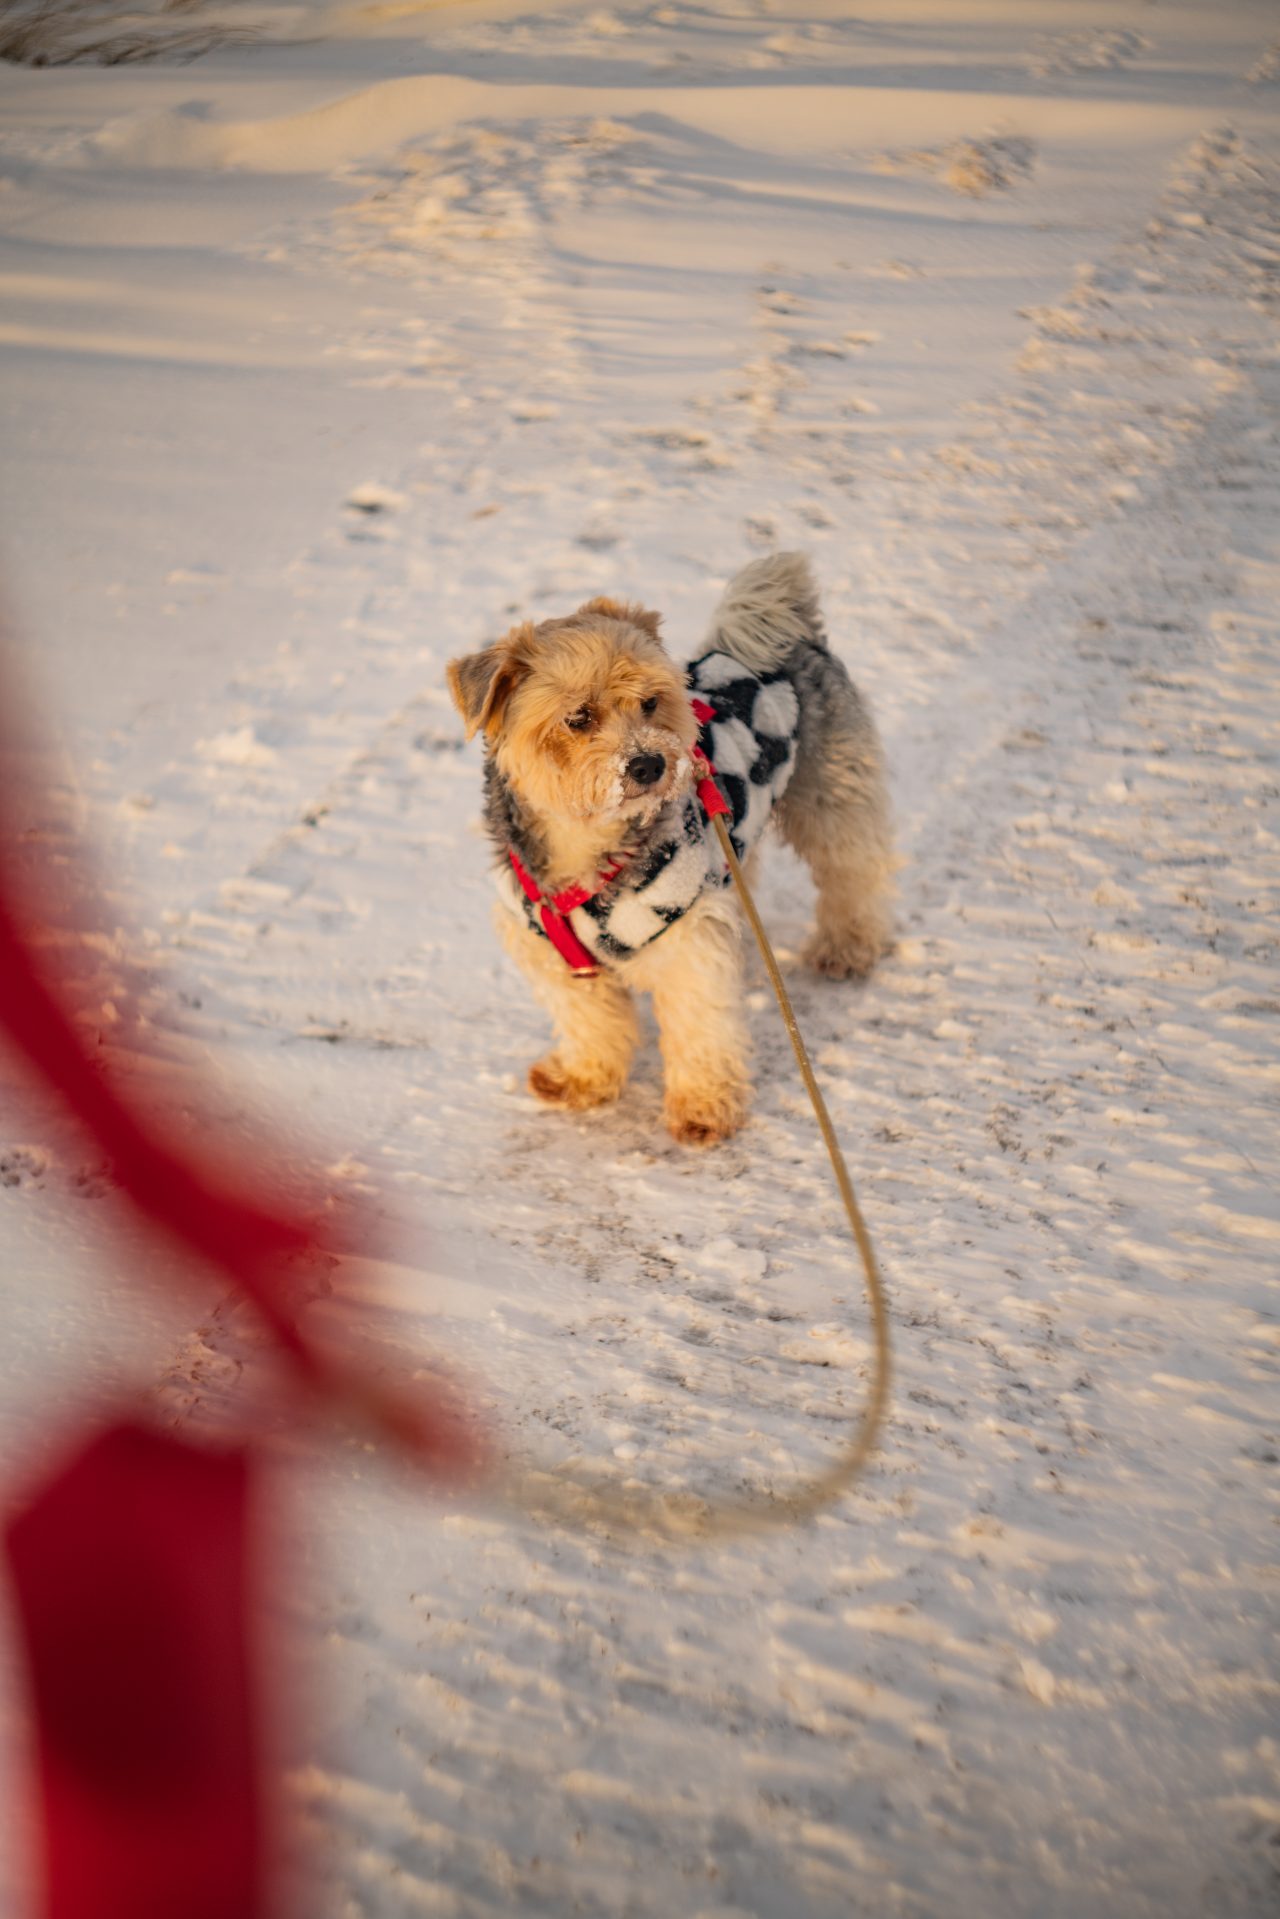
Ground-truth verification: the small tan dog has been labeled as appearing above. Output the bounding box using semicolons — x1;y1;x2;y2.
447;553;893;1145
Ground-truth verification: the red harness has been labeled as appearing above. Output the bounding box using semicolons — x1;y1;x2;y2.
506;845;627;975
509;700;729;978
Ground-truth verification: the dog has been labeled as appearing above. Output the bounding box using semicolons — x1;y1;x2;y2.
447;552;893;1145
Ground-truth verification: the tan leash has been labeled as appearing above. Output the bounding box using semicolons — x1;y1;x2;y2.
499;811;892;1542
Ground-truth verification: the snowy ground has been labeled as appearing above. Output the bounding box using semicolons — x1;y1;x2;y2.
1;2;1278;1914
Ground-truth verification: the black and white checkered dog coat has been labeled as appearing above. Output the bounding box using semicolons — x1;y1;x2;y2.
495;649;801;969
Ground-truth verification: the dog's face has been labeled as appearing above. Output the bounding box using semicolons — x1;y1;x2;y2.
448;597;697;824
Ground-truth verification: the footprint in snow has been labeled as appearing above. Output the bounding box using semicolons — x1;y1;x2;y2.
344;481;408;516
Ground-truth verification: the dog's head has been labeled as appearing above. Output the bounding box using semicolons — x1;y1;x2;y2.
447;597;697;823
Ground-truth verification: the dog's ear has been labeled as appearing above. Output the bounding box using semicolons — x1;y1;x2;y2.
447;627;532;740
577;596;663;641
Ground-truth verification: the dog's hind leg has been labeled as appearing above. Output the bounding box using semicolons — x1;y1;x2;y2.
792;813;895;981
775;650;895;980
497;908;639;1109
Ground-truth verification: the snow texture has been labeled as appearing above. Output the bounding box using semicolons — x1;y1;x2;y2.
0;3;1277;1916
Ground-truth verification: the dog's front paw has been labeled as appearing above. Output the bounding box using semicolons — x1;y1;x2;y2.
664;1082;747;1147
528;1054;623;1111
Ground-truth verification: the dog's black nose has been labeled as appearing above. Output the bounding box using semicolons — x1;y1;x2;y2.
627;752;666;788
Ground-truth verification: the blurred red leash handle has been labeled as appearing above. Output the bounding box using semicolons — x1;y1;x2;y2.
0;875;281;1919
0;724;477;1919
7;1425;266;1919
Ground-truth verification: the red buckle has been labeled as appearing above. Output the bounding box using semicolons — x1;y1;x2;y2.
539;904;600;976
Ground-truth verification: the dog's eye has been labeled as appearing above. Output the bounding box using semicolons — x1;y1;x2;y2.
564;705;592;732
640;696;659;717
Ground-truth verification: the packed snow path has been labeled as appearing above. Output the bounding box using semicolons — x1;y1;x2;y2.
1;5;1277;1916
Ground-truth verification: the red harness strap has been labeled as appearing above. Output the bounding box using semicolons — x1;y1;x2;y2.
509;703;730;975
507;847;616;977
689;700;730;821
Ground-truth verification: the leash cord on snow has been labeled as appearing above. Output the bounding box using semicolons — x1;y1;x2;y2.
501;811;892;1542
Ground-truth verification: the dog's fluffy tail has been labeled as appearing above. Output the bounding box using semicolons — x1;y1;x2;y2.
703;551;825;674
